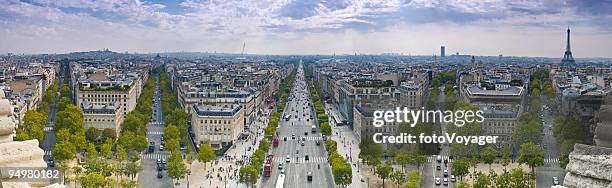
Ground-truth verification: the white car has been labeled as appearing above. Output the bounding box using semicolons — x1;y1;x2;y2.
435;177;441;185
286;155;291;163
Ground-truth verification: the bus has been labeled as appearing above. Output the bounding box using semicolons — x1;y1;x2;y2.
275;174;285;188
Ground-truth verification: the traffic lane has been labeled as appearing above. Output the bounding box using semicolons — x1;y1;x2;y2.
139;159;173;188
536;166;564;188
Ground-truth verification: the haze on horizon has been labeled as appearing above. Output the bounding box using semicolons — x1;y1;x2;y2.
1;0;612;58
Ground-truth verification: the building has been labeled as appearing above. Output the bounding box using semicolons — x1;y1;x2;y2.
191;104;244;149
461;84;525;148
76;76;141;118
81;101;123;137
441;46;446;57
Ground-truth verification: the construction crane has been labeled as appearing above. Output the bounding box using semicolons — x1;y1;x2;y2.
236;42;246;63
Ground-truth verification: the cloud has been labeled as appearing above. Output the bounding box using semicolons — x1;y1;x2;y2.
0;0;612;57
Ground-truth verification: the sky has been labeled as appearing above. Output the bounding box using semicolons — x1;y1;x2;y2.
1;0;612;57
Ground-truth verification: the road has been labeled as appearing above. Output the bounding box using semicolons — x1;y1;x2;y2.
536;94;564;188
138;75;173;188
261;63;334;188
41;65;67;185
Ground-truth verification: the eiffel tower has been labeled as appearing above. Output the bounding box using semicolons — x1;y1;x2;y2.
561;27;576;66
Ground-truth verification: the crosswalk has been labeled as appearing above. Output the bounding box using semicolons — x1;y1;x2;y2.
149;122;164;126
282;136;323;141
143;153;168;160
44;150;52;156
424;155;559;164
271;156;327;164
44;127;53;131
544;158;559;164
147;131;163;135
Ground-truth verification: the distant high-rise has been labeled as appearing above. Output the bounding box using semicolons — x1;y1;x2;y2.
561;27;576;66
440;46;446;57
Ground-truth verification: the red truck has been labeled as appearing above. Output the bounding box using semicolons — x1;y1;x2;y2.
273;136;280;147
263;155;274;177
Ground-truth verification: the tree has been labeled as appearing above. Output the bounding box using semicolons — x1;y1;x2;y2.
451;158;469;181
474;172;491;188
58;96;70;112
197;144;216;169
61;84;72;99
405;170;421;188
320;122;332;136
102;128;117;142
79;172;105;188
55;104;84;134
413;153;427;170
53;141;76;161
86;127;99;142
124;161;142;180
116;144;127;162
394;151;411;173
164;124;180;141
481;145;497;172
518;142;544;175
101;139;113;159
86;143;97;159
167;152;188;183
331;160;352;186
501;147;511;172
376;162;392;187
390;169;405;188
19;110;46;141
239;165;258;187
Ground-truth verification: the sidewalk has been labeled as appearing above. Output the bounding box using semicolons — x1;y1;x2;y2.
326;104;367;188
176;108;273;188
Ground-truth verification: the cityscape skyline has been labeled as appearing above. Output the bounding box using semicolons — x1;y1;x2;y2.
1;0;612;57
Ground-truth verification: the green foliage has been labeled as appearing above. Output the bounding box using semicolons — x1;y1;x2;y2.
481;145;497;171
320;121;332;136
495;168;533;188
15;110;46;141
197;144;216;164
238;165;258;185
79;172;106;188
55;104;85;135
552;116;587;168
53;141;76;161
376;162;393;187
390;169;405;187
474;172;491;188
167;151;188;182
512;113;543;149
451;158;469;181
518;142;545;174
86;127;99;143
405;170;421;188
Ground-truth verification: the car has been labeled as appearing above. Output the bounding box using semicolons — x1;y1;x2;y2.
552;177;560;185
301;141;305;146
305;155;309;160
307;172;313;181
322;135;327;141
47;158;55;167
281;169;285;174
443;169;448;177
157;158;162;164
435;177;441;185
162;159;166;164
436;165;441;171
283;137;288;141
161;136;164;142
296;149;299;154
286;155;291;163
159;145;164;151
157;163;163;171
157;171;163;178
316;140;320;145
302;137;306;141
292;134;296;139
443;178;448;186
304;132;308;136
278;163;283;169
450;175;456;182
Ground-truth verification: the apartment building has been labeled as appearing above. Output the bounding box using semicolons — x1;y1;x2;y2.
190;104;244;149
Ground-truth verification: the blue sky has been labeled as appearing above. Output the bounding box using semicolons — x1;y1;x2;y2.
1;0;612;57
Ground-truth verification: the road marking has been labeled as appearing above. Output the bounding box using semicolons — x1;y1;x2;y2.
44;127;53;131
45;150;52;156
147;131;163;135
144;153;168;160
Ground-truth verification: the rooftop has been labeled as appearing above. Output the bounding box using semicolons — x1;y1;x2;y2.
193;104;242;117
